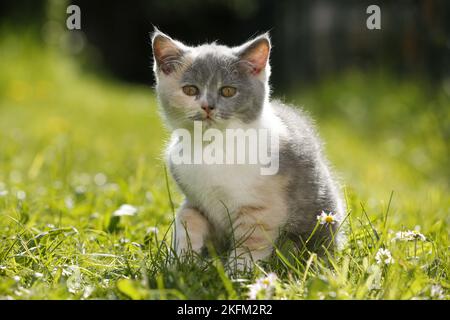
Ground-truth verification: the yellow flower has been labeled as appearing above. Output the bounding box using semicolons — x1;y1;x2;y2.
317;211;337;225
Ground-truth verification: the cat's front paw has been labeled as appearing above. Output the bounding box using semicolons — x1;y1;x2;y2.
174;207;210;259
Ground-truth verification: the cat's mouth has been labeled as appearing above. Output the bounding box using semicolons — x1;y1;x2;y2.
189;113;217;124
199;117;216;129
204;113;215;121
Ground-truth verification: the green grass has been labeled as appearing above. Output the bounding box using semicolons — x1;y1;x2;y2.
0;32;448;300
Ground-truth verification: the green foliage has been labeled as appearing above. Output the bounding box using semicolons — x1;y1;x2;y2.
0;32;448;300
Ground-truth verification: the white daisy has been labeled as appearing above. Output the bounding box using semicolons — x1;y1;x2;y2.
16;190;26;201
317;211;337;225
430;284;445;299
94;173;107;186
113;204;138;216
146;226;159;235
65;196;74;210
75;185;86;194
248;281;265;300
247;273;278;300
393;230;426;242
375;248;394;265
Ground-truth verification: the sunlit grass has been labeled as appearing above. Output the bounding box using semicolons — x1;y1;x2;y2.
0;32;448;300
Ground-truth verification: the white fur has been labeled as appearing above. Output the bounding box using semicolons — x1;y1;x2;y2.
167;103;288;232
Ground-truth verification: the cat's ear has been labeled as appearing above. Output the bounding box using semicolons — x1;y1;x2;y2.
235;33;271;75
151;29;185;75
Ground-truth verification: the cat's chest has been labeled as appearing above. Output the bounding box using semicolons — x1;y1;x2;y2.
170;159;264;225
172;161;262;206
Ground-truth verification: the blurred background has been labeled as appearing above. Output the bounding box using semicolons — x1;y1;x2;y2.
0;0;448;231
1;0;448;87
0;0;449;300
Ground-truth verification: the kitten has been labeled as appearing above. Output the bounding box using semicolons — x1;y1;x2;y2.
151;30;345;270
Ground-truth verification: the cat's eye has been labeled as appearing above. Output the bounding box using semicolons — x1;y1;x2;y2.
220;86;237;98
182;85;199;96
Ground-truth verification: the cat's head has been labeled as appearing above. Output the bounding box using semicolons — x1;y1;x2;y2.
151;29;271;130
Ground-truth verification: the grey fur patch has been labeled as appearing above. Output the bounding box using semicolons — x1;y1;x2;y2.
272;100;346;250
180;50;266;123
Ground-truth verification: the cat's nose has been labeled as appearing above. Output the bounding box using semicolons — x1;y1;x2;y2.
201;104;215;114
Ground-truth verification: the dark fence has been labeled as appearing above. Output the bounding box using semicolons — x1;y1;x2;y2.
1;0;448;87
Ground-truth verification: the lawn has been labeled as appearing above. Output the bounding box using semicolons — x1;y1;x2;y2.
0;31;448;300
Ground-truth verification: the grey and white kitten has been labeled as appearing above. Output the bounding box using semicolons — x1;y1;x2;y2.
151;30;345;270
